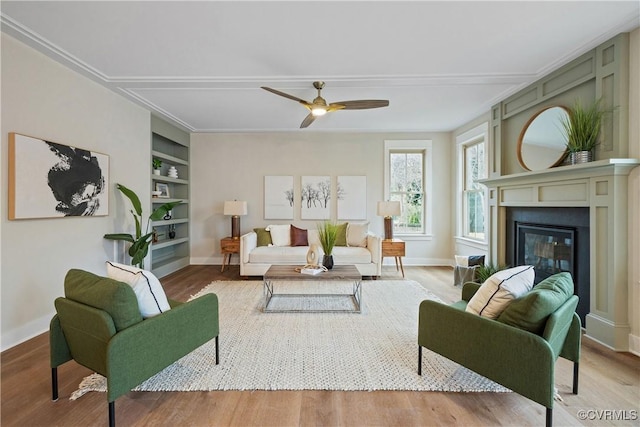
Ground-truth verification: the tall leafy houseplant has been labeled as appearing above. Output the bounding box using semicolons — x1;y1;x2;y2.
317;221;338;269
104;183;181;268
560;98;607;156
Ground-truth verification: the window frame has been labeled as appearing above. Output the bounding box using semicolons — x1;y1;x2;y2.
384;140;433;240
456;123;489;245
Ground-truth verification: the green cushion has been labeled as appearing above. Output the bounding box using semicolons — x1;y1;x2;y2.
64;269;142;331
254;228;272;247
497;272;574;335
335;222;348;246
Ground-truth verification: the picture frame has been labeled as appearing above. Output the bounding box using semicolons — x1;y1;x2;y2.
337;176;367;220
8;132;109;219
155;182;170;198
301;176;331;220
264;175;294;219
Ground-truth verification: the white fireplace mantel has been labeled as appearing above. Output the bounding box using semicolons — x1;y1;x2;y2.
480;158;640;351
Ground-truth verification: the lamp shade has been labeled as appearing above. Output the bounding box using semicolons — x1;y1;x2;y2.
223;201;247;216
377;201;401;217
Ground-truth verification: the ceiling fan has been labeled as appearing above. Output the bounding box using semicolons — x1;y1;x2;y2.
261;81;389;128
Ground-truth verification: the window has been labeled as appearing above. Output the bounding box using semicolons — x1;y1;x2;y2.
384;140;432;237
463;141;486;239
457;124;488;242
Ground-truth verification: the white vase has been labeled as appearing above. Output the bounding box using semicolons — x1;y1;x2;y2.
168;166;178;178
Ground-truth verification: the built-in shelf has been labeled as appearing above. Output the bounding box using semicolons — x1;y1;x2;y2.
150;117;190;278
152;237;189;250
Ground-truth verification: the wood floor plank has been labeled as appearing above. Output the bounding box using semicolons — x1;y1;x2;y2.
2;265;638;426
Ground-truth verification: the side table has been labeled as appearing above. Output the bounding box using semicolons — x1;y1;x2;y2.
220;237;240;272
381;238;405;277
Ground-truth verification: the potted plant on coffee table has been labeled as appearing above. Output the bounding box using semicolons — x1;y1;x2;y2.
560;98;607;165
317;221;338;270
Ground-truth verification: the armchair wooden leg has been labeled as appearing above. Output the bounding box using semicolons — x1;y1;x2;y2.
215;335;219;365
109;401;115;427
51;368;58;401
546;407;552;427
418;346;422;375
573;362;579;394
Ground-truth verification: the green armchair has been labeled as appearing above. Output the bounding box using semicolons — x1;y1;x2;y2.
50;269;219;427
418;277;581;427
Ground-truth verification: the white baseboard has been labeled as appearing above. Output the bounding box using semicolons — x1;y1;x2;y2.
1;312;52;352
629;334;640;357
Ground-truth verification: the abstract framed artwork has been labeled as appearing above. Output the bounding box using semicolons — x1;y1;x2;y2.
337;175;367;220
301;175;331;220
264;175;294;219
8;133;109;219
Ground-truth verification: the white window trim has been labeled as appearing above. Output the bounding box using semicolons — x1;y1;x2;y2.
384;140;433;239
456;123;489;246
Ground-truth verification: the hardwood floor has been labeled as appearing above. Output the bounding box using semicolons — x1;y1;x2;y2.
2;265;638;426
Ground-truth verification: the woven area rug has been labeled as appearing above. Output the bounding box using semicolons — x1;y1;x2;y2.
71;279;508;398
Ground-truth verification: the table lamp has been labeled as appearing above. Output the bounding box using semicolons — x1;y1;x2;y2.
377;201;401;240
223;200;247;239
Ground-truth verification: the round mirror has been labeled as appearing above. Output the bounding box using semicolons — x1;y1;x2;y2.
517;106;569;171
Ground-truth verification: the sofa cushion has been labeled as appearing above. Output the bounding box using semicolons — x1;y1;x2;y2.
249;246;312;264
497;272;574;334
64;269;142;331
106;261;171;318
254;228;272;247
332;246;372;264
466;265;535;319
347;222;369;247
290;225;309;246
335;222;348;246
266;224;291;246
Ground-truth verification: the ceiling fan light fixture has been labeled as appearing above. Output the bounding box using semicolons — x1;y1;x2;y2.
311;106;327;116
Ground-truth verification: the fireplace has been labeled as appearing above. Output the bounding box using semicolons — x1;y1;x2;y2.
506;207;589;324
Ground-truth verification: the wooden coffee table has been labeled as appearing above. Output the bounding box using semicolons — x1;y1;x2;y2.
263;265;362;313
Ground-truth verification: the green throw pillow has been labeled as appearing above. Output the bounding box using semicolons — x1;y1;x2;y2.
497;272;574;335
64;269;142;331
335;222;348;246
254;228;272;247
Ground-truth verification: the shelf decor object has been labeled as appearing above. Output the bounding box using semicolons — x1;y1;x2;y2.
224;200;248;239
377;201;401;240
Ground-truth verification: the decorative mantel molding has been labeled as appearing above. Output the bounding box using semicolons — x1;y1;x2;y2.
481;158;639;351
481;158;640;188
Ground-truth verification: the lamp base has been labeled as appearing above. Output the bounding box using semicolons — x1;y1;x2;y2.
384;217;393;240
231;216;241;239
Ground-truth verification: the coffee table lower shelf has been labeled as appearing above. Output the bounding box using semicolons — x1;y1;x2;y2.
262;265;362;313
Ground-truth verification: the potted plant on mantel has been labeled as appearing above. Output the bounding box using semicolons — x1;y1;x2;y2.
104;183;181;268
560;98;608;165
317;221;338;270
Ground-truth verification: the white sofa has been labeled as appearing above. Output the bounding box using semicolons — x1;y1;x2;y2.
240;227;382;277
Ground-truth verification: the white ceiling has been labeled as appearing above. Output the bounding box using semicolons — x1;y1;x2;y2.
1;1;638;133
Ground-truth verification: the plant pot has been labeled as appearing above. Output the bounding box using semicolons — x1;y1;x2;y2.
569;150;593;165
322;255;334;270
153;169;161;175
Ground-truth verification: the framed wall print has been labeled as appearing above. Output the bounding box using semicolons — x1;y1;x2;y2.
337;175;367;220
8;132;109;219
301;175;331;220
264;175;294;219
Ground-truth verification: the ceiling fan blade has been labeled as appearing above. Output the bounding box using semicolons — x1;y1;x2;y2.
333;100;390;110
300;113;316;128
261;86;309;104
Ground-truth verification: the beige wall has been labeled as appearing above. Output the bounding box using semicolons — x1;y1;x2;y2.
190;132;453;267
627;28;640;355
0;34;151;350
